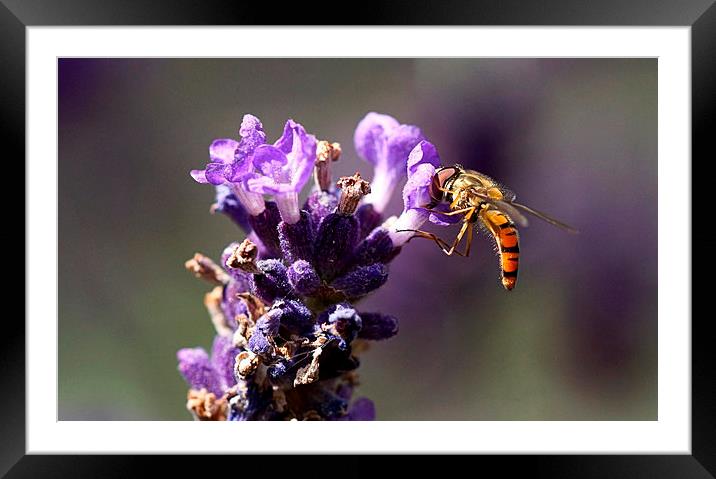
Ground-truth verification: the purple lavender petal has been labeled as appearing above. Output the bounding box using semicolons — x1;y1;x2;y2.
247;201;282;258
278;211;314;263
284;121;317;192
406;139;441;175
273;119;297;154
205;162;228;186
389;208;429;246
353;112;400;165
190;169;209;184
357;312;399;340
236;114;266;158
251;259;291;303
384;124;425;175
210;139;240;164
246;120;317;196
355;113;424;213
210;335;240;390
428;203;461;226
245;175;299;195
177;348;222;396
403;141;459;226
287;260;321;296
331;263;389;298
313;213;360;280
403;162;435;211
252;144;288;178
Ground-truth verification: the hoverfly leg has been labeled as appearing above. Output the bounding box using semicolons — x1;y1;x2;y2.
395;229;465;256
418;206;475;217
464;223;474;257
401;206;478;256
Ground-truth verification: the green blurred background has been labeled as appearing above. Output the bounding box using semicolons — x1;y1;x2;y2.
59;58;656;420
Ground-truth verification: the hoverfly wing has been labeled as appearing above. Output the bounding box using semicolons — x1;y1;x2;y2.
509;201;579;234
492;200;530;228
467;189;530;227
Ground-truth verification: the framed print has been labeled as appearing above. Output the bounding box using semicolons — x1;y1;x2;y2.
6;0;709;475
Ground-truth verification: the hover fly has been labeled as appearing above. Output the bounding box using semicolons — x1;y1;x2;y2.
401;164;577;291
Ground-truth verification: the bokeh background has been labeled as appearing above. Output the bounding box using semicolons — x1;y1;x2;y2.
59;58;657;420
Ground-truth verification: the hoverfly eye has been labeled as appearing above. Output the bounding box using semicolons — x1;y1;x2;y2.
429;167;457;203
429;174;444;203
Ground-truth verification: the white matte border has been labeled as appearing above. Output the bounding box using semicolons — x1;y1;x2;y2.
27;27;690;454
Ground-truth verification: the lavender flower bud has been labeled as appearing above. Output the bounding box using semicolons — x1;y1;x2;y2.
355;203;382;240
250;259;291;303
272;299;314;336
351;227;398;268
256;309;281;336
211;335;240;389
177;348;223;397
357;312;399;340
247;328;274;356
247;201;282;258
331;263;389;298
312;173;371;280
287;260;321;296
305;189;339;230
221;280;249;330
313;213;360;280
278;210;314;263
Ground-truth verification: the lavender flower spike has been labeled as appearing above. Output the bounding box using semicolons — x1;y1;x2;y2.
190;114;267;216
180;112;422;421
247;120;317;224
354;112;424;214
389;140;455;246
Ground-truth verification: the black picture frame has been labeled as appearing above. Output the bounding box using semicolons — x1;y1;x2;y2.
5;0;707;476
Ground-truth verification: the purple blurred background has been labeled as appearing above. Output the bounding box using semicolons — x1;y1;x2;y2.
59;58;656;420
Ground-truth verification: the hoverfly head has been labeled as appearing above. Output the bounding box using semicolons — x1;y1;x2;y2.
429;165;461;204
